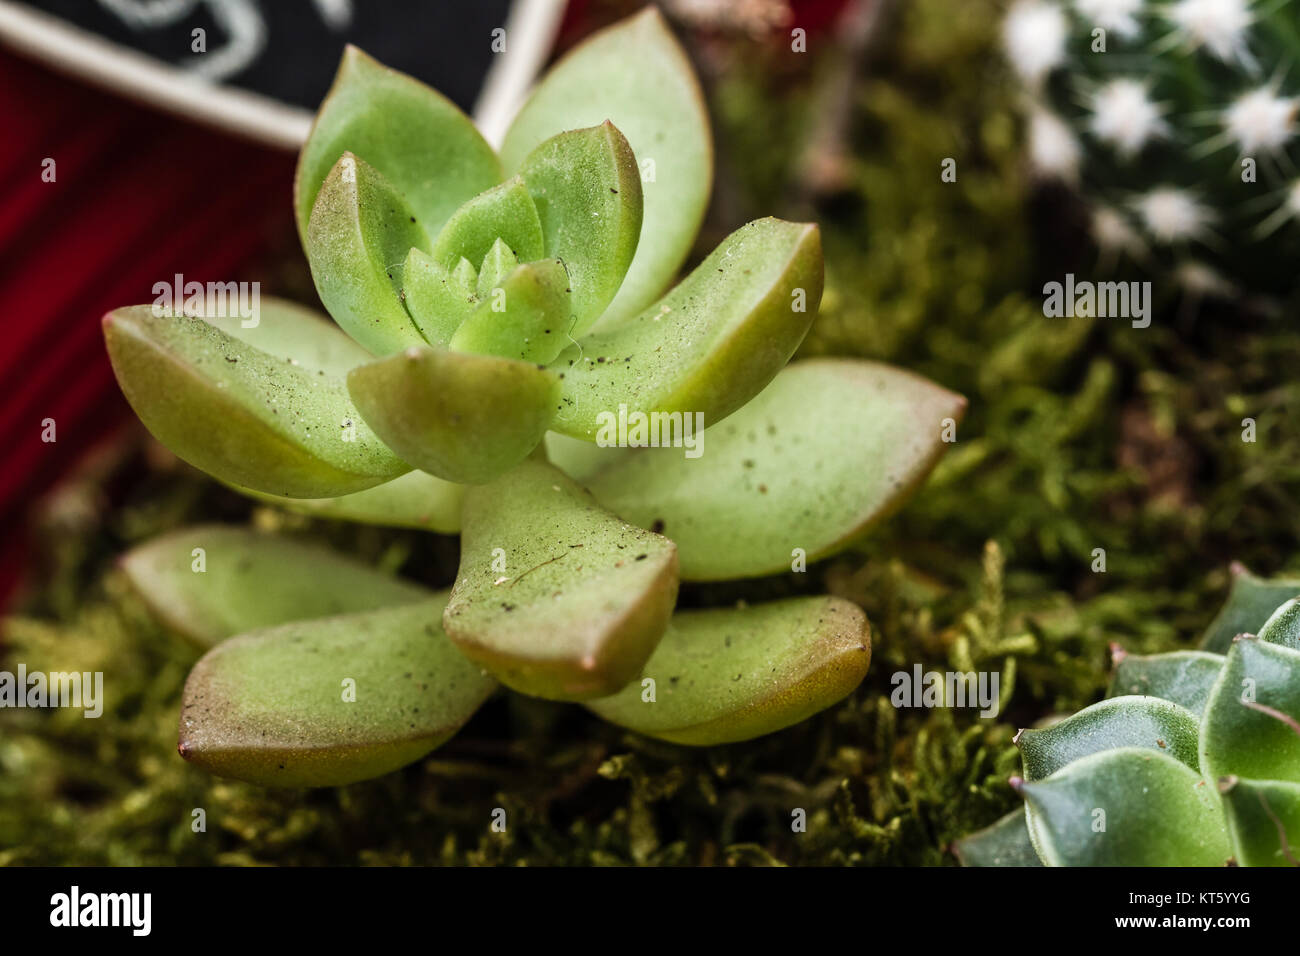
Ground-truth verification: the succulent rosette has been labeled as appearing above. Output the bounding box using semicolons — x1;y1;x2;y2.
102;9;964;787
958;565;1300;866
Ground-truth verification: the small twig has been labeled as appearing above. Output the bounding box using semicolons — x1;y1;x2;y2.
791;0;893;208
510;546;582;587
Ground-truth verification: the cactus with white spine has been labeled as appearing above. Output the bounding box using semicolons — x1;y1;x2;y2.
1004;0;1300;301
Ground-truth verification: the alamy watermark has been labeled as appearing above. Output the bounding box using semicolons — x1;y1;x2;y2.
50;886;150;936
594;404;704;459
890;665;1000;718
0;665;102;718
1042;273;1151;329
152;273;261;327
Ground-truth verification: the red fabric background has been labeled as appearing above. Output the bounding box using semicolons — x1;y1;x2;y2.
0;48;296;607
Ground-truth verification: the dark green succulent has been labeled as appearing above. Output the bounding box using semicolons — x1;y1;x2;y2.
100;9;965;787
958;565;1300;866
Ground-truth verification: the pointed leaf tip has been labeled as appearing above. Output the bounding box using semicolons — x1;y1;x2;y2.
401;247;477;347
450;258;572;364
1015;696;1201;782
516;122;643;334
501;7;711;325
296;45;500;242
431;175;545;273
305;151;428;356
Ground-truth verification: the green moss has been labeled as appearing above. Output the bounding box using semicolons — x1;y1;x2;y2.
1;479;1026;866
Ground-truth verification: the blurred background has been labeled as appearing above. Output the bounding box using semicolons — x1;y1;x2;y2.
2;0;1299;865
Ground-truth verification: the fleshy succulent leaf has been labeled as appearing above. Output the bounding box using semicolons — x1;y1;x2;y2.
474;237;520;299
516;122;642;334
430;176;544;271
585;596;869;745
548;217;822;443
1015;748;1230;866
401;248;478;347
306;152;428;355
103;300;409;498
1200;636;1300;783
953;809;1043;867
544;431;624;484
121;525;427;649
348;345;560;485
1107;649;1226;717
1218;776;1300;867
1201;564;1300;653
966;594;1300;866
1016;696;1202;782
450;258;571;364
177;595;496;787
192;297;370;374
229;469;464;534
295;45;500;242
1256;598;1300;651
501;7;711;325
444;457;678;701
588;359;967;580
452;255;478;292
100;16;1000;796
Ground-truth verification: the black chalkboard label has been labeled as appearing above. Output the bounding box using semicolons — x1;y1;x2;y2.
22;0;516;111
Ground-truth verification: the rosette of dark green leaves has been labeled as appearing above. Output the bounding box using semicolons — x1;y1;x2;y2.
958;566;1300;866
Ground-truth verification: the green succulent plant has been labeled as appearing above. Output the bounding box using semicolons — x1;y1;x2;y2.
101;9;966;787
1004;0;1300;300
957;565;1300;866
